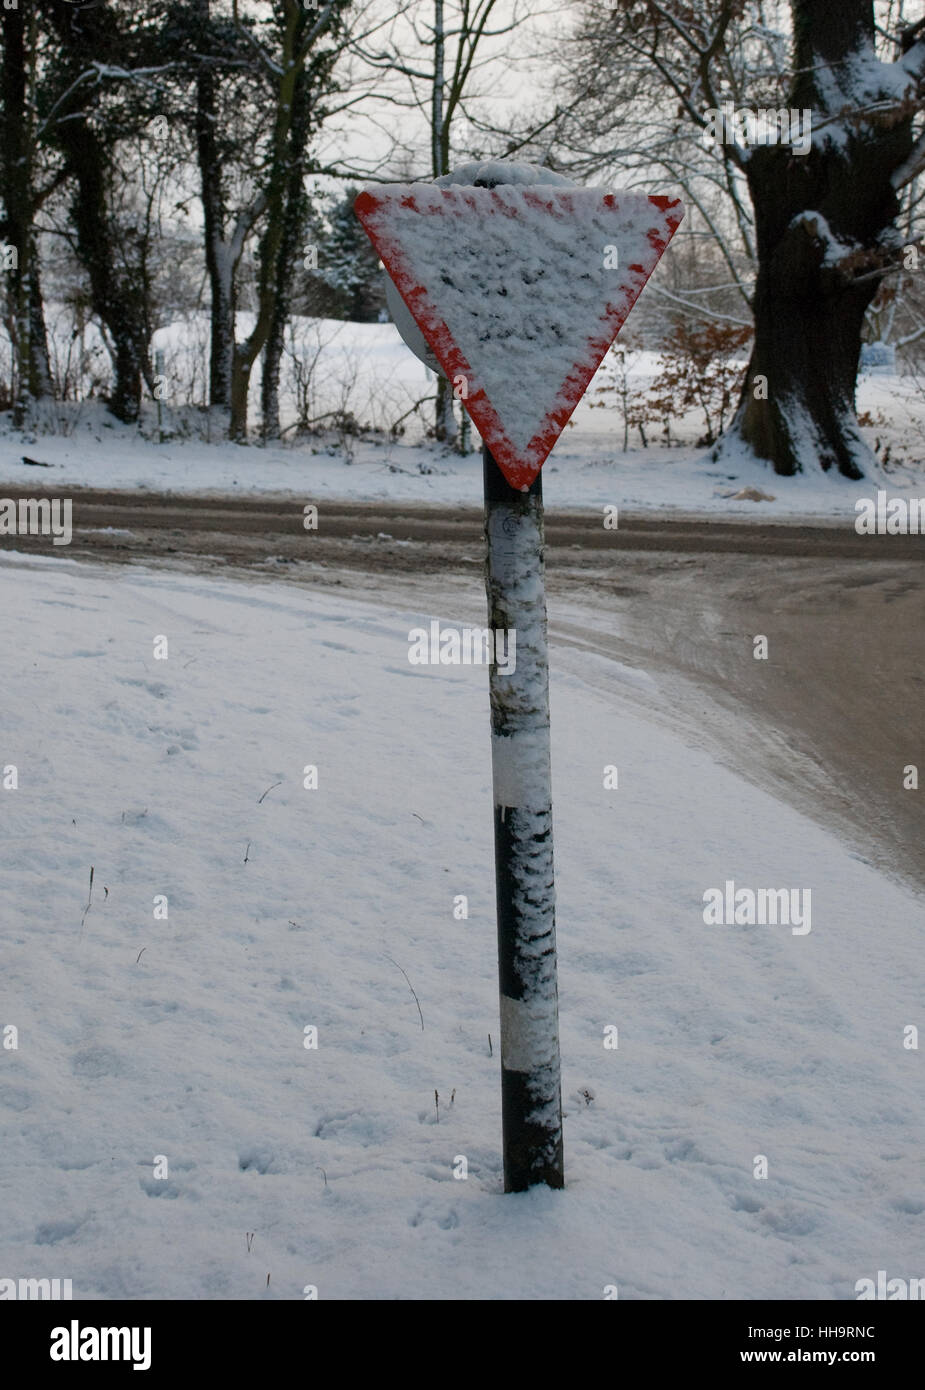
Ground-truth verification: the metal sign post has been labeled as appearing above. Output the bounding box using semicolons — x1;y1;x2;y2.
355;167;683;1194
483;443;563;1191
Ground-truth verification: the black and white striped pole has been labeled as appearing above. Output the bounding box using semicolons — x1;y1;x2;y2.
483;442;564;1192
356;172;682;1193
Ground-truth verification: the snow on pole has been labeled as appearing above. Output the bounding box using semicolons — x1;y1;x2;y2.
354;160;683;1194
483;442;563;1192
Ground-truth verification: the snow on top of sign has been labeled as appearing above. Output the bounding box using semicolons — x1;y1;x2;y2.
357;184;682;485
435;160;574;188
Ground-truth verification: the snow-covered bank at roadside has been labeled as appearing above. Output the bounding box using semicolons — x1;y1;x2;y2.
1;553;922;1300
0;315;922;521
0;407;921;522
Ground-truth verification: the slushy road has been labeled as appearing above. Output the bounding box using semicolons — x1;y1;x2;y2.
4;486;922;892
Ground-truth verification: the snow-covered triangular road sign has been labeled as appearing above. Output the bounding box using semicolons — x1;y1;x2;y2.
355;184;684;490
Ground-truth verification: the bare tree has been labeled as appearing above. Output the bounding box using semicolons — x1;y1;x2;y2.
556;0;925;476
41;2;176;423
351;1;539;448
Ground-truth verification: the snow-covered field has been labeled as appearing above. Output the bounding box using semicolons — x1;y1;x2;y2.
1;551;922;1300
2;318;923;521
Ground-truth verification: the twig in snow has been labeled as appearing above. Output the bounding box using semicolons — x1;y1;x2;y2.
257;780;283;805
135;947;146;965
434;1089;439;1123
316;1165;327;1187
411;812;425;823
488;1033;493;1057
243;841;251;863
79;866;94;934
383;954;424;1030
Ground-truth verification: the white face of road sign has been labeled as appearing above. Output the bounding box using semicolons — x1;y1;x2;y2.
359;179;683;488
382;163;573;379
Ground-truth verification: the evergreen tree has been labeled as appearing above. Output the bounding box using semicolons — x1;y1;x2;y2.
300;187;385;324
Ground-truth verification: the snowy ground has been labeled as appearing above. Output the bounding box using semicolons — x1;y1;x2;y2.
2;319;923;521
1;551;923;1300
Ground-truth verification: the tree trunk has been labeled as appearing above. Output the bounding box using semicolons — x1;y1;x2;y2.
735;210;874;477
229;9;304;441
431;0;445;179
48;6;149;424
1;5;50;423
195;7;234;411
430;0;455;445
728;0;921;476
211;0;352;440
260;315;284;443
28;260;52;400
261;66;312;442
435;374;458;446
230;347;250;443
61;119;147;423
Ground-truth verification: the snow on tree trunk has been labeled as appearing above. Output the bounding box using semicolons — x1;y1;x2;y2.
730;212;874;478
727;0;925;477
28;268;52;402
563;0;925;477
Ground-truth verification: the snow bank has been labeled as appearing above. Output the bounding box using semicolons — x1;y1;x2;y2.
1;318;922;517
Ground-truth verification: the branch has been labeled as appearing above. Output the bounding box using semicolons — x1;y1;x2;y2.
647;281;752;327
232;0;282;75
893;129;925;191
229;190;268;263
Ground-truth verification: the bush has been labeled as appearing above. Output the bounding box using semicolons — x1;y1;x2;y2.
646;320;752;446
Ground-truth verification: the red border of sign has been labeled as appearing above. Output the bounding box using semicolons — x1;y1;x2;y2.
355;187;684;490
